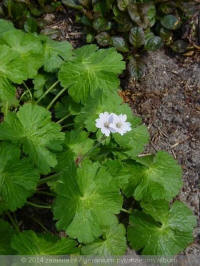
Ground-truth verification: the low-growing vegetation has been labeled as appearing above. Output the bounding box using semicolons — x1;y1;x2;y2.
0;18;197;255
62;0;199;79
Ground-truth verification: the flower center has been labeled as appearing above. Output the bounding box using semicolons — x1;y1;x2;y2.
104;122;110;128
116;122;122;128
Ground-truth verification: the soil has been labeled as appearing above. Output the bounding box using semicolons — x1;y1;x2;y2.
122;50;200;255
41;10;200;254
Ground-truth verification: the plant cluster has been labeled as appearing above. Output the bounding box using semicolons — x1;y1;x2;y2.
0;0;62;33
0;18;196;256
62;0;199;79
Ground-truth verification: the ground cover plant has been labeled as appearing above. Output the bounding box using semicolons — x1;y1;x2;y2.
0;0;62;32
0;18;197;256
62;0;200;79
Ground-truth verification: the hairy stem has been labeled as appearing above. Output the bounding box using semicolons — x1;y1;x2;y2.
62;123;74;129
47;87;68;110
29;216;48;232
121;208;132;214
36;191;56;197
23;82;32;101
36;80;59;104
56;113;71;124
38;173;59;185
27;201;51;209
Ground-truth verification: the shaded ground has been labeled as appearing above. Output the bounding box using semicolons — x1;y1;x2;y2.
41;10;85;47
40;10;200;254
122;50;200;255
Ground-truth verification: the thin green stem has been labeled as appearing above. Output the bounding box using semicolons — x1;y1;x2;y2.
56;113;71;124
47;87;68;110
27;201;51;209
23;82;32;101
36;191;56;197
19;90;28;103
36;80;59;104
6;212;20;232
62;123;74;129
8;0;12;18
121;208;131;214
30;216;48;232
38;173;59;185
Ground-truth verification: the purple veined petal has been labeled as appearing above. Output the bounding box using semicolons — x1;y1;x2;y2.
108;113;116;124
109;126;117;133
122;114;127;121
96;121;103;128
101;127;110;136
99;112;109;119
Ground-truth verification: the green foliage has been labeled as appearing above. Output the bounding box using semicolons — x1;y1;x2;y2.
0;143;39;211
128;201;197;255
161;15;181;30
123;151;182;201
0;219;15;254
0;103;64;174
41;36;73;72
81;223;127;255
129;27;145;48
64;130;94;159
0;19;196;256
0;29;44;80
53;160;123;243
11;230;78;255
63;0;198;79
1;0;62;31
58;45;125;103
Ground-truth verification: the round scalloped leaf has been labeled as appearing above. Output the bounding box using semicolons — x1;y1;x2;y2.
103;160;131;188
0;103;65;174
123;151;182;201
11;230;78;255
0;77;17;106
41;36;72;72
81;223;127;255
58;45;125;103
0;29;44;81
64;129;94;159
0;143;39;211
0;45;27;84
0;219;15;255
113;124;149;159
75;89;149;158
0;19;14;36
53;160;122;243
128;201;197;255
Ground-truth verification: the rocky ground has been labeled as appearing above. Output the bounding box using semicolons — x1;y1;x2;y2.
122;50;200;255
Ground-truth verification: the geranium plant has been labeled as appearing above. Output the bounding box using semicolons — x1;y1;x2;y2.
0;18;196;256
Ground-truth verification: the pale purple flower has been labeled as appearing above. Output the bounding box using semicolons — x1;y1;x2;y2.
95;112;116;136
110;114;132;136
